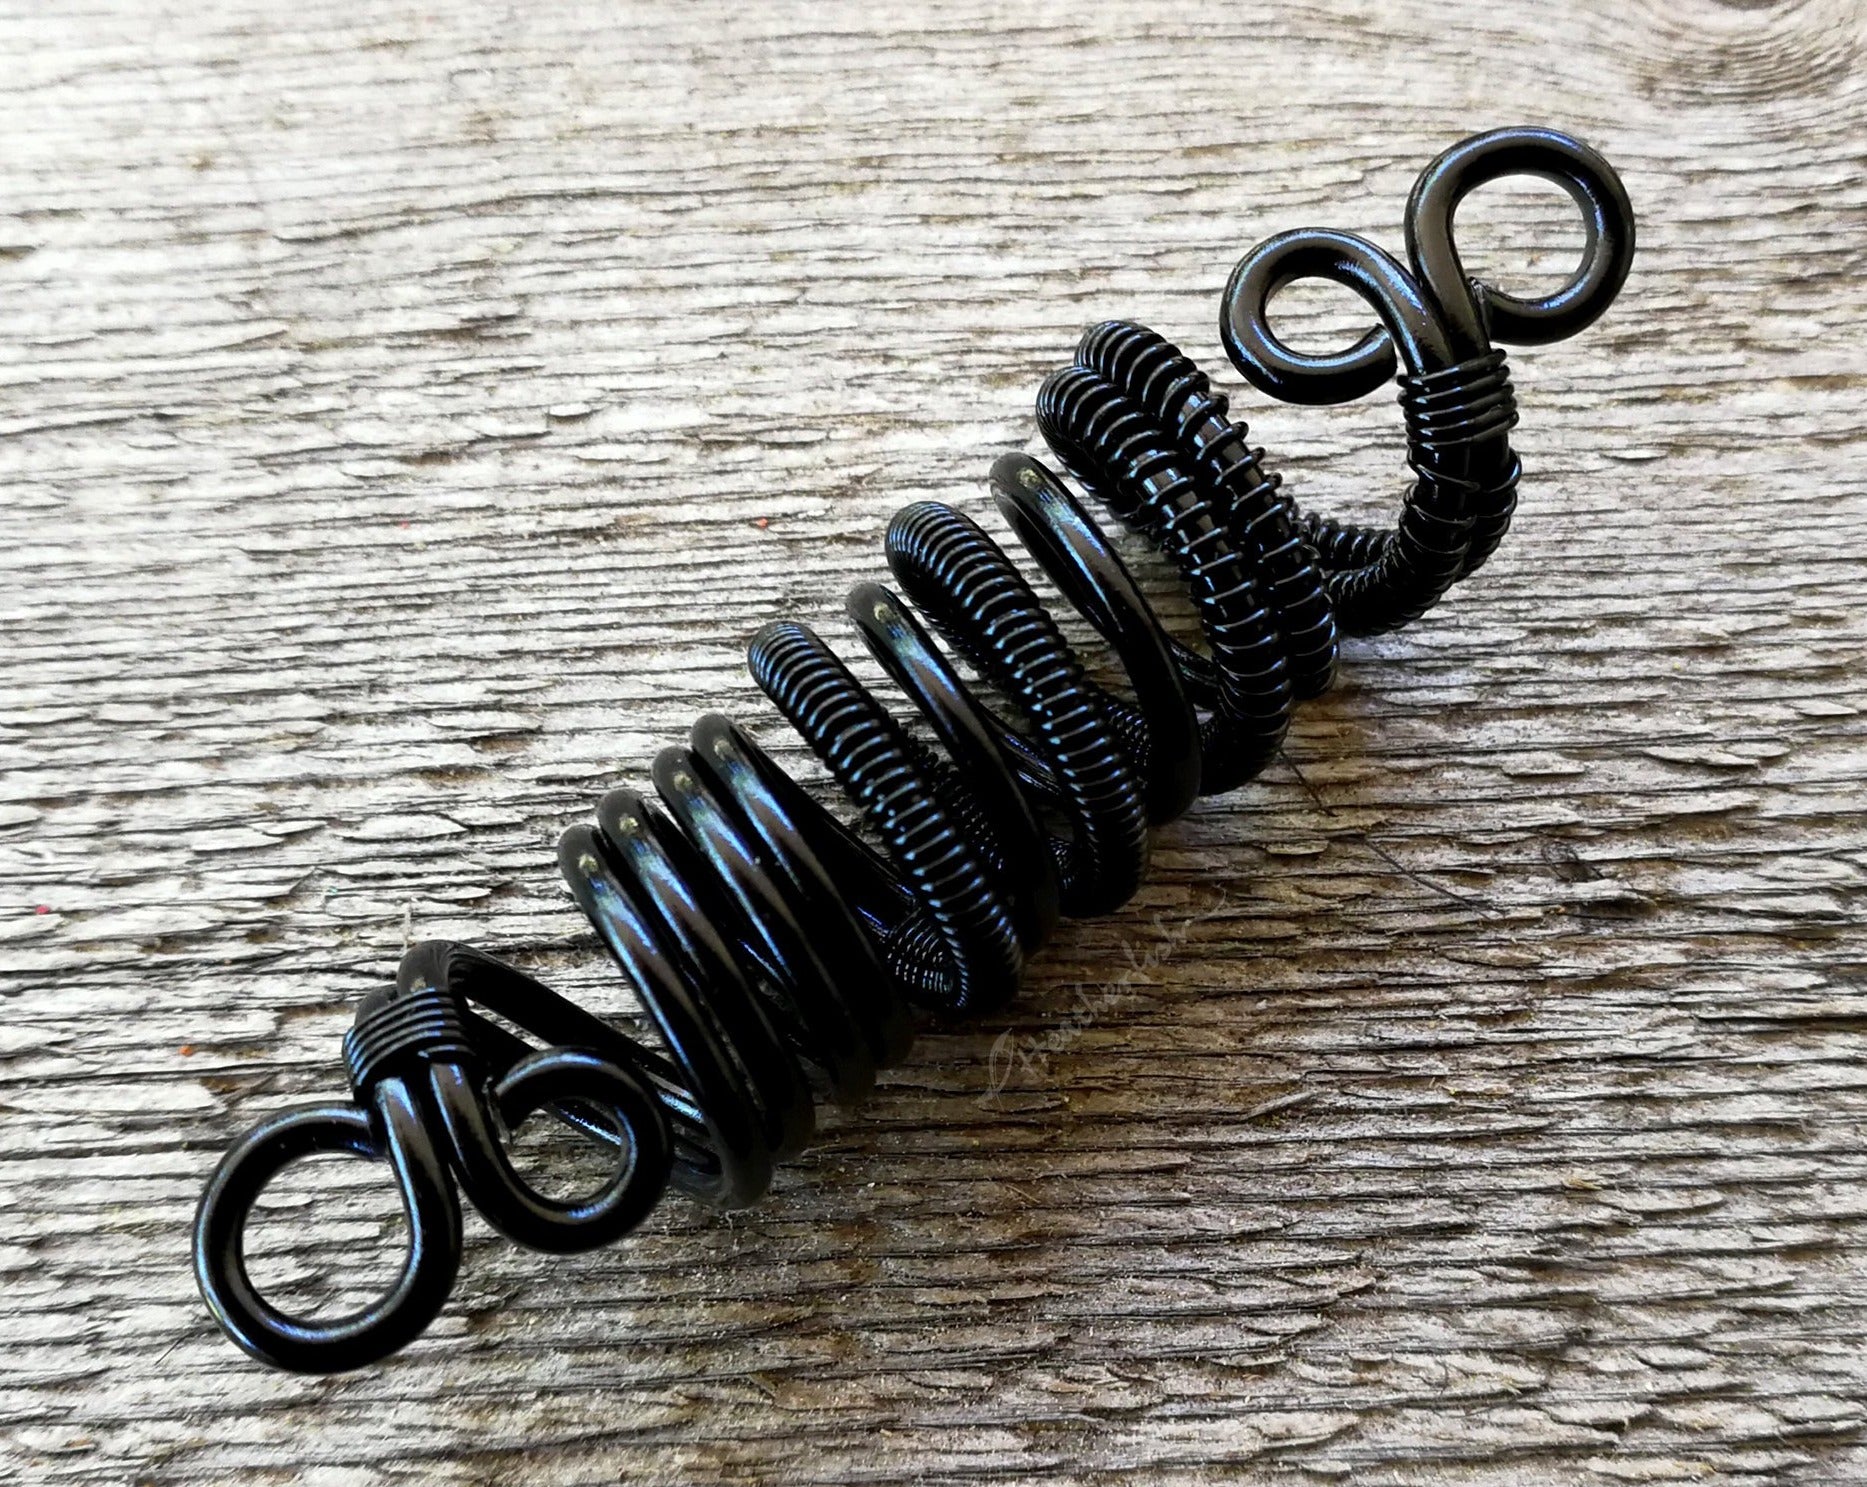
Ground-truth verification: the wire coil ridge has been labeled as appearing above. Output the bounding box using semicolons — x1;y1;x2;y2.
193;126;1634;1374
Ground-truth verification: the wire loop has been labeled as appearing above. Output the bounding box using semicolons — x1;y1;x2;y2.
193;955;672;1372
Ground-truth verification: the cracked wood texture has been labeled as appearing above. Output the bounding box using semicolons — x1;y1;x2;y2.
4;1;1865;1483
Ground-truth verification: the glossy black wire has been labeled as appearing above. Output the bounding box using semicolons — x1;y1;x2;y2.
192;126;1634;1374
1220;126;1633;633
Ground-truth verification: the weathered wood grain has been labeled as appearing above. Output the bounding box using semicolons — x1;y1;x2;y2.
3;0;1865;1482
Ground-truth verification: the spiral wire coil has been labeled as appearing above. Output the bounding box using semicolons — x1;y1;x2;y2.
194;127;1635;1373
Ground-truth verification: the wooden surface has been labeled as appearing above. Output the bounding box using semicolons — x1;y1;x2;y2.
4;1;1866;1482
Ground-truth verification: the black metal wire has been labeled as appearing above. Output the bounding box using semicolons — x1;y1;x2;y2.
193;126;1635;1374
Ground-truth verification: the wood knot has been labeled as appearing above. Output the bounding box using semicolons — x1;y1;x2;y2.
1629;0;1862;105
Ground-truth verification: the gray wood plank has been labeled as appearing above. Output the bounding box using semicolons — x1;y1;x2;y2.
3;1;1864;1482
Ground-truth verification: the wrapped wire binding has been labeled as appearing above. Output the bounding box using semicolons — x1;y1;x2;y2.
193;126;1635;1373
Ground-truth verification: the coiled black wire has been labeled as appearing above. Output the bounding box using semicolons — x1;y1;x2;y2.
194;126;1634;1374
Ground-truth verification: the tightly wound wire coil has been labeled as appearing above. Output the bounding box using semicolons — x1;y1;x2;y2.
193;126;1634;1374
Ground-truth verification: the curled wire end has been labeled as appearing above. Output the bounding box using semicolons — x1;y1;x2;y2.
1221;125;1635;404
1218;126;1629;634
1407;125;1636;350
194;960;671;1373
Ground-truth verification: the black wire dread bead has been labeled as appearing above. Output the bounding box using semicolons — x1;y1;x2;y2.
192;126;1634;1374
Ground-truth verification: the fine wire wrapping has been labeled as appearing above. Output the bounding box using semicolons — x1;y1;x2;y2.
192;127;1635;1373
